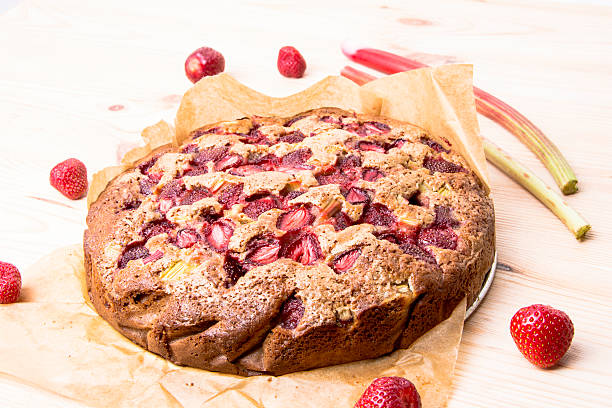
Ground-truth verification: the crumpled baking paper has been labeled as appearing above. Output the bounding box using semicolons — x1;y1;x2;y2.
1;64;488;407
0;246;466;408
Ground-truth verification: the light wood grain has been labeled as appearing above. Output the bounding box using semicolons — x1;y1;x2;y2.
1;0;611;406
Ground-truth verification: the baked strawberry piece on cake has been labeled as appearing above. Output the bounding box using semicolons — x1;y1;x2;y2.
84;107;494;376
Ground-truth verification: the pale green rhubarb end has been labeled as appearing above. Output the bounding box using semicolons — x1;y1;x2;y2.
483;139;590;240
341;43;579;195
160;260;194;281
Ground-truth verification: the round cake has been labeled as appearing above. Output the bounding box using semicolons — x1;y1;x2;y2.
84;107;495;376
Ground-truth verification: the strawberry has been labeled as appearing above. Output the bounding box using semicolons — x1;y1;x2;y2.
179;186;211;206
193;146;229;166
158;198;174;213
331;248;361;273
338;154;362;170
223;255;246;288
243;195;279;219
423;156;466;174
345;187;370;205
345;121;391;137
240;129;270;145
279;130;306;144
276;206;314;231
49;158;88;200
387;139;406;151
118;242;149;269
175;229;199;249
510;304;574;368
320;115;342;125
283;189;306;201
277;46;307;78
248;153;280;171
362;167;385;182
316;170;351;188
281;148;313;169
357;141;386;153
205;219;234;252
279;296;304;329
420;137;449;153
183;166;208;177
0;262;21;304
359;203;397;227
354;377;421;408
248;244;280;265
214;154;244;172
180;143;200;154
139;177;157;195
245;235;281;266
417;226;458;250
375;229;436;264
361;122;390;136
229;165;264;177
432;205;459;227
158;179;184;212
184;46;225;83
280;232;322;265
137;155;160;174
217;183;244;209
399;243;436;264
330;211;352;231
141;219;174;239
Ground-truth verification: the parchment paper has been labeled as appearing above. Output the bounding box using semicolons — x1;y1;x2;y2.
1;64;489;408
0;246;466;408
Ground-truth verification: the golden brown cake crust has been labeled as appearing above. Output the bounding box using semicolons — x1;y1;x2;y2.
84;107;495;376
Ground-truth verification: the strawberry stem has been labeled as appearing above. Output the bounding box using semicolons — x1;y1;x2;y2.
483;139;590;240
341;45;578;195
341;65;590;240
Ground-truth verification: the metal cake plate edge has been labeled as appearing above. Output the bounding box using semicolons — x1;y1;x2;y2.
465;250;497;320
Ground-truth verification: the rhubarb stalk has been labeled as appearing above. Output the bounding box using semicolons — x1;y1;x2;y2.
340;66;376;86
341;65;590;240
483;139;590;240
341;44;578;195
317;197;342;223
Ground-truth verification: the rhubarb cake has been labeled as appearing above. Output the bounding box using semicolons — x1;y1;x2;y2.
84;107;495;376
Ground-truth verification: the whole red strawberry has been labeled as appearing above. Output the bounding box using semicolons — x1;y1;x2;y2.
354;377;421;408
510;304;574;368
0;262;21;304
277;46;307;78
50;158;88;200
184;46;225;83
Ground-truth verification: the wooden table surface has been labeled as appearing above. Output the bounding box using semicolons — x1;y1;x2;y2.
1;0;611;406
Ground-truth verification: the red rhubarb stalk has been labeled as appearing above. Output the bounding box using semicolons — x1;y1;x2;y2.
341;44;578;195
340;66;376;86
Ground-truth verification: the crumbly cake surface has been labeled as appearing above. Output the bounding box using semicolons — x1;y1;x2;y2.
84;107;495;376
